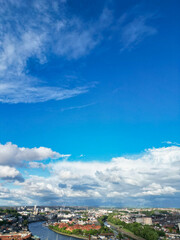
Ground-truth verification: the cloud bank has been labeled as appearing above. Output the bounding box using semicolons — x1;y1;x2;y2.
0;143;179;206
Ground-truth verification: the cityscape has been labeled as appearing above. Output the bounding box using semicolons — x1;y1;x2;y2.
0;206;180;240
0;0;179;240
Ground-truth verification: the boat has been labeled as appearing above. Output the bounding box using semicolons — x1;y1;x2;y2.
32;235;40;240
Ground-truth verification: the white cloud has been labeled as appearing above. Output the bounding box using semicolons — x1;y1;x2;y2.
163;141;180;146
29;162;47;169
120;14;157;50
61;102;96;112
140;183;178;196
0;1;157;104
51;146;180;197
1;145;180;206
0;142;67;166
54;8;113;59
0;82;88;103
0;166;24;182
0;1;112;103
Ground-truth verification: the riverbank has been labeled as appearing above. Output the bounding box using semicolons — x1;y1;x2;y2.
48;227;88;240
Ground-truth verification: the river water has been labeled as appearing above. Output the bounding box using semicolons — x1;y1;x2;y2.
29;221;82;240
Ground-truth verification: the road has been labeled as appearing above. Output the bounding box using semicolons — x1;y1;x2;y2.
105;222;145;240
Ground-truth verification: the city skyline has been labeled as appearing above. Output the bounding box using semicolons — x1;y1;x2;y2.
0;0;180;207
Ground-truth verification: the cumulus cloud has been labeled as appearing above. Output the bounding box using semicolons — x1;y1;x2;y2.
29;162;47;169
3;146;180;206
136;183;178;196
1;141;178;206
0;142;67;166
0;166;24;182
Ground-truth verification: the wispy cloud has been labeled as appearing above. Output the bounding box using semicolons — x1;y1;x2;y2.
61;102;96;112
0;1;112;103
0;82;89;104
163;141;180;146
119;11;157;50
0;1;158;104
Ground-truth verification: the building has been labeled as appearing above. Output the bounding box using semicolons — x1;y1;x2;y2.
0;231;31;240
45;207;50;212
143;217;152;225
178;223;180;231
33;205;39;215
136;218;143;224
136;217;152;225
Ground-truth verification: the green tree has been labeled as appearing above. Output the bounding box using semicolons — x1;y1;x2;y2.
117;233;123;239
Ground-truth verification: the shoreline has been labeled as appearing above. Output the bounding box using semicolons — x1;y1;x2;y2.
48;227;88;240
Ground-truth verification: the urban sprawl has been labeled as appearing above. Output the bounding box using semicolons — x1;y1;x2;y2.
0;206;180;240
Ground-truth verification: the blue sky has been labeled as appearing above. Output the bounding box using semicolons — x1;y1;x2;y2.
0;0;180;207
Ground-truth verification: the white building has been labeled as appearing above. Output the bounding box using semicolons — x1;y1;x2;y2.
178;223;180;231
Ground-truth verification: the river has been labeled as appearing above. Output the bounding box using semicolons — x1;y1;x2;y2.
29;221;82;240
